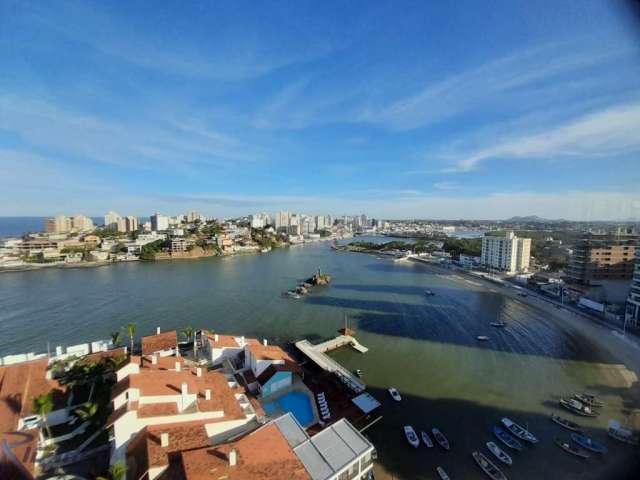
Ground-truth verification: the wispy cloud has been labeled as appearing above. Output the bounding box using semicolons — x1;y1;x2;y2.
358;43;636;131
433;181;461;190
443;102;640;172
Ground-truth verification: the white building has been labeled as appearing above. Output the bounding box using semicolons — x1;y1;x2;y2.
126;216;139;232
104;211;122;229
625;250;640;328
150;213;170;232
275;211;291;232
71;214;94;232
481;231;531;274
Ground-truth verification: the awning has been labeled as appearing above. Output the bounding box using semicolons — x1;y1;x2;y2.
351;392;381;414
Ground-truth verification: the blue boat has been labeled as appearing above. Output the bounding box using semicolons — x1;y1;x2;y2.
493;426;523;451
571;433;608;454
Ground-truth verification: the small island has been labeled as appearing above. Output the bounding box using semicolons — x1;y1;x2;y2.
283;268;331;298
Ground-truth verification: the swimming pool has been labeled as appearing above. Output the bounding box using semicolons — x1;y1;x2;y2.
263;391;315;427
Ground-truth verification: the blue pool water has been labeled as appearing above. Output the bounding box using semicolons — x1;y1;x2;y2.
263;391;315;426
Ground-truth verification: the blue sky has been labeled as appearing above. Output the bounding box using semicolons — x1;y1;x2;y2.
1;0;639;220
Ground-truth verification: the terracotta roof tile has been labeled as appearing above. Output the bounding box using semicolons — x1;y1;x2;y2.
141;331;178;355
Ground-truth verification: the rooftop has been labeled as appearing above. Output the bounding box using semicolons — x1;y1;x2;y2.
141;330;178;355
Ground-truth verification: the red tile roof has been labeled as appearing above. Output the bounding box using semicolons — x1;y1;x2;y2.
178;424;311;480
141;331;178;355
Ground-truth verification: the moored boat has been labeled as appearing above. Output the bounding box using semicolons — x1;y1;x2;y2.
550;414;582;432
501;417;538;443
559;398;598;417
490;321;506;327
574;393;604;408
421;431;434;448
493;426;523;451
432;427;450;450
554;437;590;459
477;335;490;341
425;289;435;296
571;433;608;454
436;466;450;480
388;387;402;402
486;441;513;465
607;420;639;445
404;425;420;448
472;451;508;480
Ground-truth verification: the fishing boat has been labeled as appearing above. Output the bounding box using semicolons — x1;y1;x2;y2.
554;437;590;459
571;433;608;454
477;335;490;341
421;431;434;448
493;426;523;451
559;398;598;417
404;426;420;448
472;451;508;480
574;393;604;408
282;290;301;299
501;417;538;443
486;441;513;465
425;289;435;296
550;414;582;432
607;420;639;446
490;321;506;328
388;388;402;402
436;466;450;480
431;427;450;450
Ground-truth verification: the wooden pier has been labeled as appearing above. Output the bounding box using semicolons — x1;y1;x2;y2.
295;334;368;393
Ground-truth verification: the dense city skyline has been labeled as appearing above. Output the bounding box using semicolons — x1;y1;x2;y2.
1;1;639;219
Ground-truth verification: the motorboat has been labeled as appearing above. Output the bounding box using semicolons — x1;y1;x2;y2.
607;420;639;445
436;466;450;480
388;388;402;402
431;427;450;451
472;451;508;480
571;433;608;454
490;321;506;328
425;289;435;296
550;414;582;432
421;431;434;448
574;393;604;408
355;369;363;377
486;441;513;465
493;426;523;451
554;437;590;459
282;290;301;299
477;335;490;341
501;418;538;443
404;426;420;448
559;398;598;417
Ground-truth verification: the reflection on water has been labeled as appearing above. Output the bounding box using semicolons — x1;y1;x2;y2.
1;240;638;478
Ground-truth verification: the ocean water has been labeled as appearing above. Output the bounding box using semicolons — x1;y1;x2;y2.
0;240;637;479
0;216;103;238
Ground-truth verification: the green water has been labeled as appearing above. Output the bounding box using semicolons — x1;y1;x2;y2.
1;241;637;478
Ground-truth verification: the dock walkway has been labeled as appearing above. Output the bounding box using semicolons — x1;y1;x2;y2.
295;335;367;393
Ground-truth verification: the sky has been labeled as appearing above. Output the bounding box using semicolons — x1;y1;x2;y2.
1;0;640;220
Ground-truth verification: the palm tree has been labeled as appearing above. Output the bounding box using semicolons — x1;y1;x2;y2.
33;392;54;438
124;322;136;354
110;331;123;347
182;327;195;357
97;462;127;480
75;402;98;424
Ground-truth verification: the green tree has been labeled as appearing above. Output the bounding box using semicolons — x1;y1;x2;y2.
110;331;123;346
124;322;136;354
33;392;54;438
75;402;98;424
182;327;195;357
97;462;127;480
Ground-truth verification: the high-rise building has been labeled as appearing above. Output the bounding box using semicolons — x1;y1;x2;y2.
116;217;127;233
625;250;640;328
150;213;169;232
71;214;94;232
186;211;202;223
250;213;271;229
104;211;121;229
567;230;638;285
45;215;72;234
481;231;531;274
275;211;290;232
126;216;139;233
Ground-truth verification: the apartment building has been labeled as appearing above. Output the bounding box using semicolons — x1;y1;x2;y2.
150;213;170;232
45;215;72;234
481;231;531;274
567;230;638;285
625;250;640;327
104;211;122;229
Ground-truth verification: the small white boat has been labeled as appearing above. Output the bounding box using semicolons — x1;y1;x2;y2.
431;427;450;450
472;451;507;480
486;441;512;465
388;387;402;402
477;335;490;341
608;420;639;445
436;466;450;480
421;431;434;448
490;321;506;328
404;425;420;448
501;417;538;443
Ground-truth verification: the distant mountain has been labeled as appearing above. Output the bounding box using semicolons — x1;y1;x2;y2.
502;216;568;224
